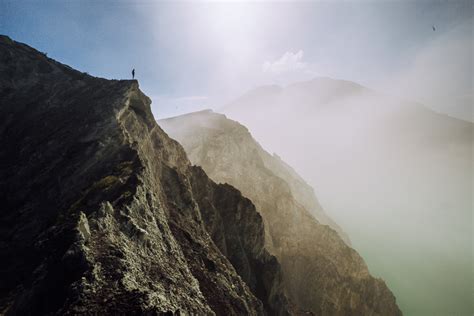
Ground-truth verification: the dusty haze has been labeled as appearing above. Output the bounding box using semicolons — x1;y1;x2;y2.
221;78;473;315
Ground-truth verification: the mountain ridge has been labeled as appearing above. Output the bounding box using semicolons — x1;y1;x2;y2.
160;109;402;316
223;77;472;123
0;34;294;315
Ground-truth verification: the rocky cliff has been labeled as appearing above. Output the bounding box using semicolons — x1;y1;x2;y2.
160;110;402;316
0;35;292;315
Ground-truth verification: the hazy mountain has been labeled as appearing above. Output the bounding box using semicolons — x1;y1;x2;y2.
221;77;473;315
161;110;350;245
160;110;401;315
0;35;295;315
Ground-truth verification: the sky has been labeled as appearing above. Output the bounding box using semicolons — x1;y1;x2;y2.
0;0;472;120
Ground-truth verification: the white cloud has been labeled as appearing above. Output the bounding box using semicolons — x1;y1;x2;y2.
262;50;307;74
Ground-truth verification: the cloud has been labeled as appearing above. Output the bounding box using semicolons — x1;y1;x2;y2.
262;50;307;75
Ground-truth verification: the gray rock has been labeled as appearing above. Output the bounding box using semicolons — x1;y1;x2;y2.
77;212;91;242
0;35;292;315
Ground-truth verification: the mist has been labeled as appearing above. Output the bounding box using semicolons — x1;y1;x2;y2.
150;2;472;314
220;79;473;315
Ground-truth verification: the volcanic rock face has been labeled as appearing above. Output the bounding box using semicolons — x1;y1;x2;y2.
0;35;291;315
160;110;402;316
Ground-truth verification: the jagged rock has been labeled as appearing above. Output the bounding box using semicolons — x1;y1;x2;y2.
160;110;402;316
189;166;291;316
0;35;292;315
77;212;91;242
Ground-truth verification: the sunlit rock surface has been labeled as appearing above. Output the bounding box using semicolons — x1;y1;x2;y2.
0;35;294;315
160;110;402;316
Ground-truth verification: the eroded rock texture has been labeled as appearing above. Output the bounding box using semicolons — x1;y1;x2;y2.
160;110;402;316
0;35;291;315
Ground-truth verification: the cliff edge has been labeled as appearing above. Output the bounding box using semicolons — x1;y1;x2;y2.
0;35;291;315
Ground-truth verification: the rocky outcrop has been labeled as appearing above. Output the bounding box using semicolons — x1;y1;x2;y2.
160;110;402;316
189;166;291;316
0;35;291;315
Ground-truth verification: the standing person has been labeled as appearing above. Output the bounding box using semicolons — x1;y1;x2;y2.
132;68;135;79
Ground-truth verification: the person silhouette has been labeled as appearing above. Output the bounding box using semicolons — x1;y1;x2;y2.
132;68;135;79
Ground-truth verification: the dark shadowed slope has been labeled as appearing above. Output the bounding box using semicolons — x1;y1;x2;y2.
0;35;293;315
160;110;402;316
221;78;473;315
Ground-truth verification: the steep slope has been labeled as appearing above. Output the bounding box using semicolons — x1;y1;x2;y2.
221;78;473;315
160;110;402;316
160;110;349;245
0;35;291;315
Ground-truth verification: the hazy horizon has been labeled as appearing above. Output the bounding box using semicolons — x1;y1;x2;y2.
1;1;472;121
